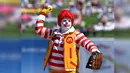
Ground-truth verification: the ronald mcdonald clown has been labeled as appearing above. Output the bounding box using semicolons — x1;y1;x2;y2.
35;5;102;73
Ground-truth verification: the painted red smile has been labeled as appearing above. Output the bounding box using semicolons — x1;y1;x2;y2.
64;24;70;27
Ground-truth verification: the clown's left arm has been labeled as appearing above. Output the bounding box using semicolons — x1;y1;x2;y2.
75;31;103;69
75;31;99;52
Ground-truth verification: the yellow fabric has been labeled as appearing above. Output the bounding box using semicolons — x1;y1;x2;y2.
49;69;79;73
43;32;54;70
43;31;80;71
41;7;52;14
64;31;79;71
43;40;53;70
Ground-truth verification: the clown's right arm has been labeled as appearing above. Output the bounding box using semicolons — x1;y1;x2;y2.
35;5;53;39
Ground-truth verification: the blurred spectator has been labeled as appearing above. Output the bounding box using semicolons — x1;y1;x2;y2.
76;0;84;15
0;4;20;31
115;7;130;29
93;14;114;31
85;1;92;16
21;0;33;8
93;11;114;37
7;7;21;24
30;0;40;8
94;15;108;31
91;0;101;8
114;0;130;29
91;0;101;14
20;14;32;32
20;13;40;32
92;3;114;34
115;0;124;6
45;0;51;5
69;2;82;26
39;0;46;8
56;0;63;8
107;6;114;22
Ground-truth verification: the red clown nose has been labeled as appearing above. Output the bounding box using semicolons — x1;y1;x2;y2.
58;10;74;27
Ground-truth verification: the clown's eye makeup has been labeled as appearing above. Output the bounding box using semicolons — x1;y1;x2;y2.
63;19;71;23
68;20;71;22
61;18;72;26
63;20;67;22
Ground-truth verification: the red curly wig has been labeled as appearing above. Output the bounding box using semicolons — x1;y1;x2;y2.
58;10;74;27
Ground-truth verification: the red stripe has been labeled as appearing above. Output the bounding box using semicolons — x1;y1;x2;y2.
88;44;95;51
43;28;48;38
70;48;72;58
55;37;60;40
60;43;64;47
85;40;91;49
51;56;64;61
70;61;77;67
76;32;81;36
54;42;58;46
36;20;44;24
76;35;85;44
62;38;64;41
35;26;44;35
49;61;64;67
40;12;46;15
35;26;43;30
81;39;88;47
37;28;42;35
52;49;63;54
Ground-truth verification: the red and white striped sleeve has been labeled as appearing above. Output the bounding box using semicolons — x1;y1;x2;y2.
75;31;98;52
35;12;53;39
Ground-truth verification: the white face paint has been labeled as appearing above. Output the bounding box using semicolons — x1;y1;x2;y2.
61;18;72;32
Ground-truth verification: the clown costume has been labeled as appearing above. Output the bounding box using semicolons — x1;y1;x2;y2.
35;5;102;73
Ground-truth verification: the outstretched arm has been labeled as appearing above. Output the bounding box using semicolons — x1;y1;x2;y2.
75;31;103;69
35;5;53;39
75;31;99;52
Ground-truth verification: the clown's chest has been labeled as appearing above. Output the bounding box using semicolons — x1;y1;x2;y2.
52;33;65;51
